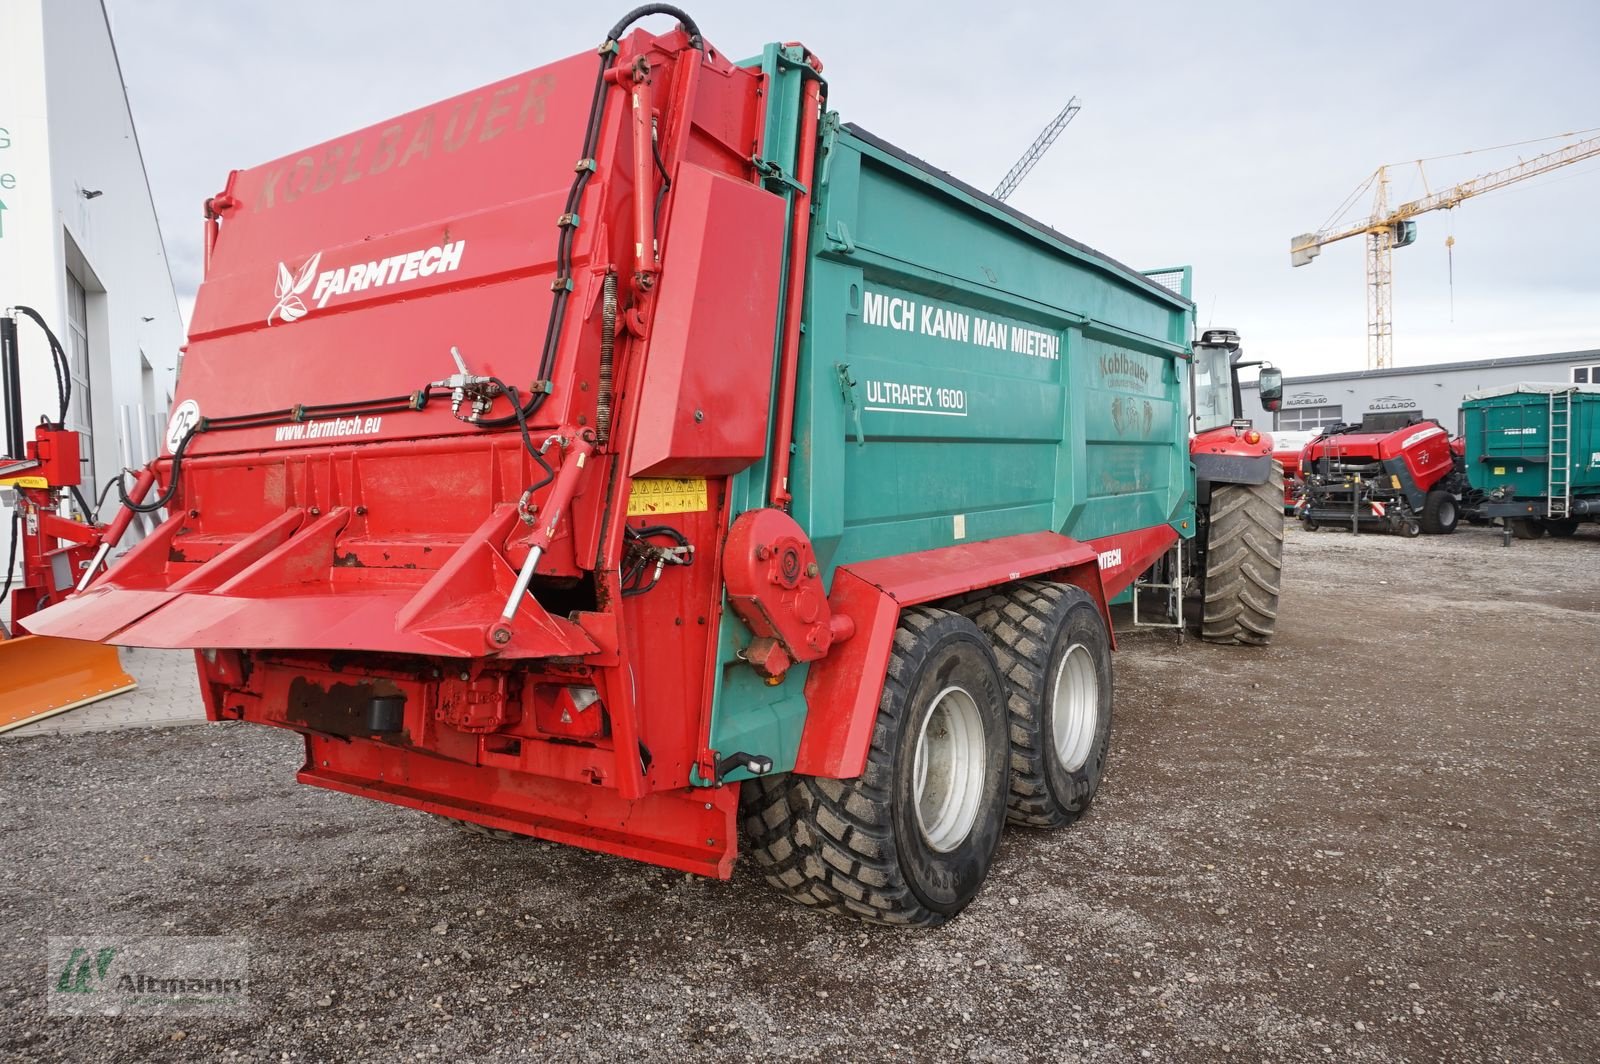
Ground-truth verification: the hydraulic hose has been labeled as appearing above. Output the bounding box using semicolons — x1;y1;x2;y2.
10;306;72;425
478;5;702;432
117;417;200;513
115;386;451;514
608;4;702;45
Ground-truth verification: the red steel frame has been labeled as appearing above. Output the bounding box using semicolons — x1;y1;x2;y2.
2;423;154;626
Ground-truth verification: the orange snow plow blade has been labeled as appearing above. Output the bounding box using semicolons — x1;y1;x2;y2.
0;635;137;733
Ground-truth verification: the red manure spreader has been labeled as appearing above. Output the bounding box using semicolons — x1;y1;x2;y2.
27;5;1273;923
1298;414;1466;536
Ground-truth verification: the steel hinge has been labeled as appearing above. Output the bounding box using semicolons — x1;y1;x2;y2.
822;221;855;255
751;157;808;195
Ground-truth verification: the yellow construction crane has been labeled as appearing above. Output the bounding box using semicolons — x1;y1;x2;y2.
1290;130;1600;369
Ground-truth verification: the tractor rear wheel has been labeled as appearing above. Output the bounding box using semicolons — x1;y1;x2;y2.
1543;518;1580;538
1420;490;1460;535
1509;518;1545;540
958;581;1113;828
1201;465;1284;645
740;607;1008;926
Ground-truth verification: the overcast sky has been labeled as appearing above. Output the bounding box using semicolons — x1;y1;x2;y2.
104;0;1600;376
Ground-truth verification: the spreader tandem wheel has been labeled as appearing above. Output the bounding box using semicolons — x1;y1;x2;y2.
959;581;1113;828
741;608;1009;926
1202;463;1285;645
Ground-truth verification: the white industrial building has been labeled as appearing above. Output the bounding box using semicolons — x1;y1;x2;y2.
0;0;182;615
1244;349;1600;435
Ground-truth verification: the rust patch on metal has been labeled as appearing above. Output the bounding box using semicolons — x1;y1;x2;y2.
286;676;403;738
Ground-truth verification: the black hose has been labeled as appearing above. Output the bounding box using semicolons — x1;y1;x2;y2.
620;522;691;596
651;116;671;233
478;5;702;431
118;417;199;513
11;306;71;425
112;387;450;516
607;4;702;47
89;474;122;523
487;377;556;493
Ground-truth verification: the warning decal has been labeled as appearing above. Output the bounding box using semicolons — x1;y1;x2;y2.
627;478;708;516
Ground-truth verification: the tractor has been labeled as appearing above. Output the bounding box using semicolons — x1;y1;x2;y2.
1184;328;1286;645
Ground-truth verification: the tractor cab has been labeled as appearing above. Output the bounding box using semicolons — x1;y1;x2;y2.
1190;328;1282;441
1188;328;1281;499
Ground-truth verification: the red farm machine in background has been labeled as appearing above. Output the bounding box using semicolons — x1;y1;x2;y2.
0;310;142;730
27;6;1280;924
1298;413;1467;536
1271;430;1320;512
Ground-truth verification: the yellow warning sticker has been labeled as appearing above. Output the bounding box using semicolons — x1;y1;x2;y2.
1493;466;1505;475
628;477;708;516
0;476;48;489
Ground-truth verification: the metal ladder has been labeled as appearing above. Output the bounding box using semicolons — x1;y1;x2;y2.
1130;540;1184;639
1548;390;1572;519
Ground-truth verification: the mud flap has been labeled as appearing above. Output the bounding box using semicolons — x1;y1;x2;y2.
0;635;137;733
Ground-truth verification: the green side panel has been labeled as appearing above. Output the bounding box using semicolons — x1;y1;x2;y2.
701;69;1196;783
697;45;819;785
1463;389;1600;500
791;124;1193;573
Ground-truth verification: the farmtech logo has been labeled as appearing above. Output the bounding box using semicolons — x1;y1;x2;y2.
268;253;321;323
266;240;466;325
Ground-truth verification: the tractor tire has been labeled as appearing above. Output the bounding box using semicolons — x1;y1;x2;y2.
1509;518;1545;540
958;581;1113;828
1543;518;1580;538
740;607;1009;926
1419;490;1460;535
1201;466;1284;646
435;816;527;843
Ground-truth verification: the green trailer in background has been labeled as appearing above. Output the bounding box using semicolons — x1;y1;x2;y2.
1464;384;1600;539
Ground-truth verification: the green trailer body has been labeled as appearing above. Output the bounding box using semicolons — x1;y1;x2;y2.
1464;384;1600;522
706;47;1197;774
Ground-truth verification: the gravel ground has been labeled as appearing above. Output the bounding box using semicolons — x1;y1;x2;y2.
2;523;1597;1062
